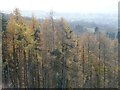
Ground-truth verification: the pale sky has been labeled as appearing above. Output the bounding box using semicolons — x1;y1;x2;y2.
0;0;119;14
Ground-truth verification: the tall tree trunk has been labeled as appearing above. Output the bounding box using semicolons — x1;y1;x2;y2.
23;50;27;88
27;50;31;88
97;33;101;88
12;36;17;87
103;44;106;88
82;45;85;88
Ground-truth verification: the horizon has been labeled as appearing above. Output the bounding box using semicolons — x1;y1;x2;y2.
0;0;119;14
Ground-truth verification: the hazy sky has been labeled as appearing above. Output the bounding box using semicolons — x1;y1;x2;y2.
0;0;119;14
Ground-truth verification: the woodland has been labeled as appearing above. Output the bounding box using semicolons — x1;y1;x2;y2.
2;8;119;88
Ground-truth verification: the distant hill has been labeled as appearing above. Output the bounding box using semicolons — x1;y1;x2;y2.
21;11;118;30
0;11;117;33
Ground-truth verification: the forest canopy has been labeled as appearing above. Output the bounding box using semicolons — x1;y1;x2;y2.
2;8;119;88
